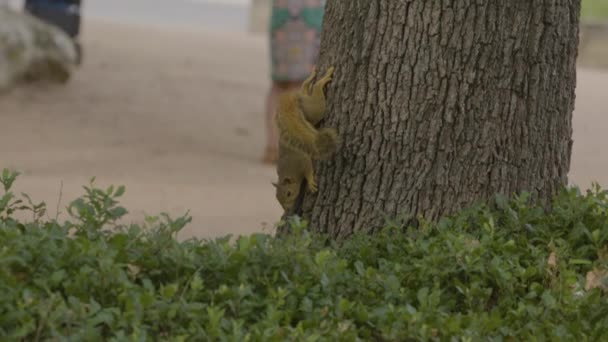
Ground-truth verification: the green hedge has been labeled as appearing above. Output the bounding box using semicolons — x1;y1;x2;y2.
1;168;607;341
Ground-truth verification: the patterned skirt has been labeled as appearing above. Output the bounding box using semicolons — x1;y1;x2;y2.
269;0;326;82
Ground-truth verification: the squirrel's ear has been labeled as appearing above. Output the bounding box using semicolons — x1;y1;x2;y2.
271;182;278;188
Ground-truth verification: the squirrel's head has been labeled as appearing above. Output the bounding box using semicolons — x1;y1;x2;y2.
272;178;300;212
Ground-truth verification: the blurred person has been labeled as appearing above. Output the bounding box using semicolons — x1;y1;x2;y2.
24;0;83;64
262;0;326;164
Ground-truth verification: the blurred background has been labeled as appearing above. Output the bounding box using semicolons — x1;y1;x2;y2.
0;0;606;240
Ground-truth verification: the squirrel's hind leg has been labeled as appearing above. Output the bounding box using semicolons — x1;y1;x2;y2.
300;66;317;96
300;66;335;125
313;66;334;93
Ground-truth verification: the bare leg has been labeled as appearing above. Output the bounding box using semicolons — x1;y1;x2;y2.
262;84;279;164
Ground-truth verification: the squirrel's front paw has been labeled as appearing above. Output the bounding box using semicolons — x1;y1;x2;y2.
307;180;318;193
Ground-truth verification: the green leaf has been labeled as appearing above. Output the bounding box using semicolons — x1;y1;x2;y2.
109;206;128;219
162;283;179;299
0;192;13;211
314;250;332;266
541;291;557;309
50;269;67;285
569;259;592;265
114;185;126;198
191;274;204;291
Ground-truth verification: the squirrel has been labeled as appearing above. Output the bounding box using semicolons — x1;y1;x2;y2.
272;66;339;212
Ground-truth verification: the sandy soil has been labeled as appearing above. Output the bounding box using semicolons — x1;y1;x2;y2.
1;19;606;240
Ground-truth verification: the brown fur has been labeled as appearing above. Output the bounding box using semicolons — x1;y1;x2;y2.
273;66;339;212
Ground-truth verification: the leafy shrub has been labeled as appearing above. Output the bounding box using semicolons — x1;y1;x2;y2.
0;168;607;341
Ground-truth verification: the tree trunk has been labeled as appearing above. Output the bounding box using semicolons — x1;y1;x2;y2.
285;0;580;239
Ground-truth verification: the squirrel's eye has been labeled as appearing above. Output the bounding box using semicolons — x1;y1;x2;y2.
287;191;292;197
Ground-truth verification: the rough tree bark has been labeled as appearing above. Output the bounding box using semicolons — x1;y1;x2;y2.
284;0;580;239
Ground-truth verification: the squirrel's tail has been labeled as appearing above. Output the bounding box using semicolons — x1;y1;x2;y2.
315;128;339;160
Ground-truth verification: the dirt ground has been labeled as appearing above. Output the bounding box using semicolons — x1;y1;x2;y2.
1;19;606;240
